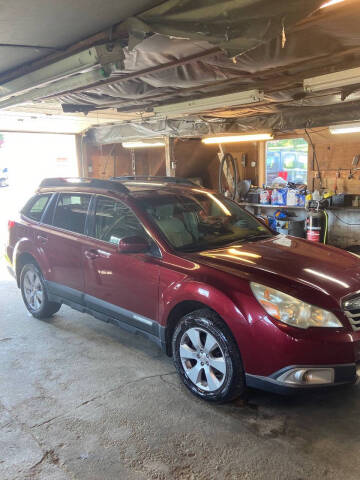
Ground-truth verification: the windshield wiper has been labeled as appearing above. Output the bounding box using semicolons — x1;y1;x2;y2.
239;233;272;243
178;233;272;252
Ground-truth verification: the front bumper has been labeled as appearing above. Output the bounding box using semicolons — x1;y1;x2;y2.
246;363;359;395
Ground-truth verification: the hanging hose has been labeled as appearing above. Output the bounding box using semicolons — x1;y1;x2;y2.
218;152;238;200
323;210;329;244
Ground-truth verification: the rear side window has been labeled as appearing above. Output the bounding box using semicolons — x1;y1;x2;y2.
93;196;145;244
53;193;91;234
23;194;52;222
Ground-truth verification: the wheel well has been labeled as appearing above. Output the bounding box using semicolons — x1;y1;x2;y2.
164;300;213;356
15;253;38;287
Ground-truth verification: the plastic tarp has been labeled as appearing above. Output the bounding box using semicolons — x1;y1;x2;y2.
122;0;324;57
66;0;360;142
85;98;360;144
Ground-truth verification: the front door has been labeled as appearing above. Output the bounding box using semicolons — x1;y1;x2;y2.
82;195;160;335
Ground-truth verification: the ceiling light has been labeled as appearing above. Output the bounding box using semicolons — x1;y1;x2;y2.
329;123;360;134
0;45;124;100
304;67;360;93
0;49;101;99
202;133;273;144
0;70;105;109
154;90;263;115
122;141;165;148
320;0;344;8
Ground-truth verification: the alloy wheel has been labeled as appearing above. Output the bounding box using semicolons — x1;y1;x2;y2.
179;327;227;392
23;269;44;311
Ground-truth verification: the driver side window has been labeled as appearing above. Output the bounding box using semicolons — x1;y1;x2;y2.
93;196;145;245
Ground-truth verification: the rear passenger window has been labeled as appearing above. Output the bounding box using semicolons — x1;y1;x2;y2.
53;194;91;234
93;196;145;244
24;194;52;221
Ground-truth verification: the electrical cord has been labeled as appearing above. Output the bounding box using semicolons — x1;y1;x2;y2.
305;127;322;187
323;210;328;244
327;210;360;226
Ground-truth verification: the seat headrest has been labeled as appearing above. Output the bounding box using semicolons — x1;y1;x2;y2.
155;204;174;219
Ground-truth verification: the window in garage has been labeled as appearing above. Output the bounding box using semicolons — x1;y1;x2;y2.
266;138;308;185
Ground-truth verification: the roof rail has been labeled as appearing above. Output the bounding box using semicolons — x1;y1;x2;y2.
39;177;129;194
111;175;196;186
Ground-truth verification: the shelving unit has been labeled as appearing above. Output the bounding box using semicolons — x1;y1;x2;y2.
239;202;360;211
238;202;305;210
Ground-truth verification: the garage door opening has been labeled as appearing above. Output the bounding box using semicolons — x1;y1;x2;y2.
0;132;78;239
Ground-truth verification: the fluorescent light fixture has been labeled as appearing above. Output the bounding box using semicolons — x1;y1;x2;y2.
122;141;165;148
304;67;360;93
0;49;102;99
0;70;105;109
154;90;263;115
320;0;344;8
202;133;273;144
329;123;360;134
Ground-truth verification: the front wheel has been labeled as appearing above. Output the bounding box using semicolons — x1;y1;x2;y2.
20;263;61;319
172;309;245;403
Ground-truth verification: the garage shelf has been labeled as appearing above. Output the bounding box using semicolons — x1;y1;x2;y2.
239;202;305;209
239;202;360;211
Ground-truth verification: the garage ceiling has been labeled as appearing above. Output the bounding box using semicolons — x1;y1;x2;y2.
0;0;162;74
2;0;360;138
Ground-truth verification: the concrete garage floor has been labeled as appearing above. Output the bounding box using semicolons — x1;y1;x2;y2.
1;261;360;480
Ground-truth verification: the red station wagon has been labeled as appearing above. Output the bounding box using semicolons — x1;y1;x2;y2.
5;177;360;402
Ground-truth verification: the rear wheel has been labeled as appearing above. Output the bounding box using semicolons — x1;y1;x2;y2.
20;263;61;319
172;309;245;403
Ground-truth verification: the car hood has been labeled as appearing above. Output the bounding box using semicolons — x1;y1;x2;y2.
185;235;360;302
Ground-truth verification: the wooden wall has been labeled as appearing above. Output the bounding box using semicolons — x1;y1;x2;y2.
173;139;260;189
85;143;165;179
85;139;260;189
309;138;360;195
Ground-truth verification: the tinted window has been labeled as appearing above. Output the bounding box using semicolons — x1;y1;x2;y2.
53;193;91;234
93;196;145;244
140;190;272;251
24;194;52;221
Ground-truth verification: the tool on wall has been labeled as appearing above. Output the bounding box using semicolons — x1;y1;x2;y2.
101;144;116;177
348;154;360;179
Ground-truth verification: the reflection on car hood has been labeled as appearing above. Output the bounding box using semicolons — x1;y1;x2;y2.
186;235;360;301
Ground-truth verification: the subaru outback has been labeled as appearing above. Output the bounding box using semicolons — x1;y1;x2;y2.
5;176;360;402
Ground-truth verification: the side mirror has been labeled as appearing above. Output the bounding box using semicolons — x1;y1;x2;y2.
117;235;149;254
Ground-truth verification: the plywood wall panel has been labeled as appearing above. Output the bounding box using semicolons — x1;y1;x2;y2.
309;141;360;194
85;144;165;179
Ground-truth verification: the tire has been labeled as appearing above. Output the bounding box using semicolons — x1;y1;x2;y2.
172;308;245;403
20;263;61;319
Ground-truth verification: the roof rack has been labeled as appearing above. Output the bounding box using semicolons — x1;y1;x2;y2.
39;177;129;194
111;176;196;186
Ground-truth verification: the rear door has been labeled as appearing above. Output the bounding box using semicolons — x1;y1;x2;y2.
9;193;53;264
82;195;160;335
36;192;92;304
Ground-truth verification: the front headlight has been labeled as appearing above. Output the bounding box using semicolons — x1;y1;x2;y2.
250;282;342;329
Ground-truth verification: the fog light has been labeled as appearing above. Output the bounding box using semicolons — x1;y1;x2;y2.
277;368;334;385
356;364;360;378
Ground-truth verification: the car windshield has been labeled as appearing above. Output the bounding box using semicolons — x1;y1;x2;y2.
140;189;273;252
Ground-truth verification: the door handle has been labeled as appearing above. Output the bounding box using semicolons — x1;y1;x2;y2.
84;249;100;260
37;235;48;244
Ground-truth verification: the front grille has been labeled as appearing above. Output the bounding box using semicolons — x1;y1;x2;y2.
343;294;360;331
